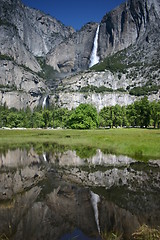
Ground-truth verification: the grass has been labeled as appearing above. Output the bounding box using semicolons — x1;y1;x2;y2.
100;224;160;240
0;128;160;161
0;234;9;240
101;231;122;240
131;224;160;240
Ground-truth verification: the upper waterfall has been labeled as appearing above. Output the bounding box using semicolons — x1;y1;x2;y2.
89;25;100;68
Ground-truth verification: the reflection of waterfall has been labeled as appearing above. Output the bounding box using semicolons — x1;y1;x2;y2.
42;96;47;109
43;153;47;162
90;191;100;233
89;25;100;68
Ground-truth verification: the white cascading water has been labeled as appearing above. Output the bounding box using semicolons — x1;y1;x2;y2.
89;25;100;68
43;153;47;162
42;96;47;109
90;191;100;234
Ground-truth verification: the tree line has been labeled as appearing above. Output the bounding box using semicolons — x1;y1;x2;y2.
0;97;160;129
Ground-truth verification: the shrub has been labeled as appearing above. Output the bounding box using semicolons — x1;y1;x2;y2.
0;54;14;61
129;85;160;96
80;85;113;93
36;57;57;80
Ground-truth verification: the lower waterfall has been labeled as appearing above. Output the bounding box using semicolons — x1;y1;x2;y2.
42;96;47;109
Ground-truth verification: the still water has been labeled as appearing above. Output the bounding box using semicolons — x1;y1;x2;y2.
0;146;160;239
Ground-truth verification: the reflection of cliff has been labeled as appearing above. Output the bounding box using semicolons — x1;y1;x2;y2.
53;149;160;234
46;185;99;240
0;148;40;168
0;148;46;203
100;186;160;232
0;176;100;239
0;148;160;239
50;148;160;193
60;157;160;193
49;149;135;167
99;199;140;239
0;187;41;238
0;165;44;200
0;177;144;240
0;170;160;239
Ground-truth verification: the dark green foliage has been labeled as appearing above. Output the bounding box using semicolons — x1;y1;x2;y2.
90;49;142;73
0;84;17;91
133;97;151;128
51;106;71;128
0;106;32;128
0;54;14;61
99;105;129;128
90;46;153;74
91;52;128;72
36;57;57;80
67;104;99;129
80;85;113;93
116;88;126;93
0;99;160;129
150;101;160;128
129;84;160;96
0;17;17;30
99;98;160;128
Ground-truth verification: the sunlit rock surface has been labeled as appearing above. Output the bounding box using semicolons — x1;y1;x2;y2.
49;69;160;110
0;0;74;57
0;0;160;109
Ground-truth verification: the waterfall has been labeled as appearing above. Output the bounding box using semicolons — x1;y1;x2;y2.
90;191;100;234
89;25;100;68
42;96;47;109
43;153;47;162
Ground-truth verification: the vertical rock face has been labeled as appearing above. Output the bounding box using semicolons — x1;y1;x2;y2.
46;22;98;73
0;0;75;56
0;0;160;110
0;25;41;72
98;0;160;59
46;0;160;72
0;0;159;69
74;23;99;71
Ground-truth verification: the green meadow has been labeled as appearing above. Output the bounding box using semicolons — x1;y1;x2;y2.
0;128;160;161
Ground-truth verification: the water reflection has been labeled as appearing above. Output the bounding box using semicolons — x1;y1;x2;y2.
90;191;101;234
0;147;160;239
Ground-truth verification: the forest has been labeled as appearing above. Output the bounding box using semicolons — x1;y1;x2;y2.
0;97;160;129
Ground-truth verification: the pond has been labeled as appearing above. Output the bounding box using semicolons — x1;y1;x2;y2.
0;146;160;239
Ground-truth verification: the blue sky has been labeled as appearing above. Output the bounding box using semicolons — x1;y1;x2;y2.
22;0;124;30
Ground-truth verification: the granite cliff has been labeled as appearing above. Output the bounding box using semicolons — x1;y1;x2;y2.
98;0;160;59
46;22;98;73
0;0;74;56
0;0;159;110
47;0;160;71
